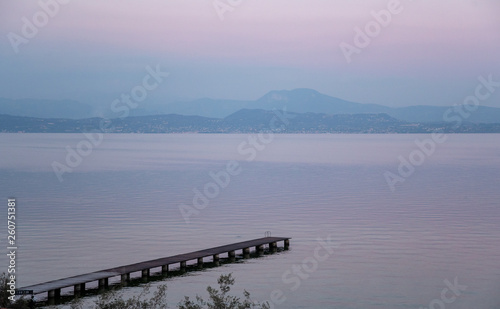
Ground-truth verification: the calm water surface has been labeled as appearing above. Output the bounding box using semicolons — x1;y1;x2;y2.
0;134;499;308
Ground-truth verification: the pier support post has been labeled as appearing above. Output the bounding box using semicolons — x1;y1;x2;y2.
98;278;108;291
180;261;186;271
284;239;290;250
256;245;264;255
162;265;169;275
228;250;236;261
47;288;61;305
270;242;277;252
74;283;85;296
213;254;220;266
243;247;250;258
142;269;150;282
48;288;61;300
197;257;204;268
121;273;130;285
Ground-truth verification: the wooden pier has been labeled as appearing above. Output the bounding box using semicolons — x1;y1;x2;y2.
18;237;290;301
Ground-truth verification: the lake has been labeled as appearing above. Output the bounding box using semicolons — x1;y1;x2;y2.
1;133;499;308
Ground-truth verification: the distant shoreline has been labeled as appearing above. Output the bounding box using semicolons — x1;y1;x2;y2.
2;110;500;134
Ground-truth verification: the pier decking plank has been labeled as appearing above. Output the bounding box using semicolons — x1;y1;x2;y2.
19;237;290;295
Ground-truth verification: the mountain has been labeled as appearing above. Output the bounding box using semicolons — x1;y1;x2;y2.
0;98;93;119
3;110;500;133
221;109;406;133
1;89;499;123
153;88;500;123
153;89;389;119
247;88;389;114
245;89;500;123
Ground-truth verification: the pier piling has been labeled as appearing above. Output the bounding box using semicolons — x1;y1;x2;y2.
98;278;108;292
121;273;130;285
162;265;169;275
73;283;85;296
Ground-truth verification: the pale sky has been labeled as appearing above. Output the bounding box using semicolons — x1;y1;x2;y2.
1;0;499;108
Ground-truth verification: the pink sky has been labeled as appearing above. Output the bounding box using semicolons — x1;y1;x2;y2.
1;0;499;106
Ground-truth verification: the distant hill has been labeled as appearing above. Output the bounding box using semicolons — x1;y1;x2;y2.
221;109;406;133
2;110;500;133
0;98;93;119
2;89;499;123
247;89;389;114
155;88;500;123
155;89;388;119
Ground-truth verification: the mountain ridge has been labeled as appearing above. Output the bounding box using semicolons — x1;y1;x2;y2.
1;89;499;123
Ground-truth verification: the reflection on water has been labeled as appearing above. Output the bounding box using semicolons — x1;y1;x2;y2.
1;134;499;308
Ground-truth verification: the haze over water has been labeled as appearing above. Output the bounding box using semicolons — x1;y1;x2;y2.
1;133;499;308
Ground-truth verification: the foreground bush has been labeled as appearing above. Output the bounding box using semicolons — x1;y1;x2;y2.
178;273;269;309
70;273;268;309
0;273;270;309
